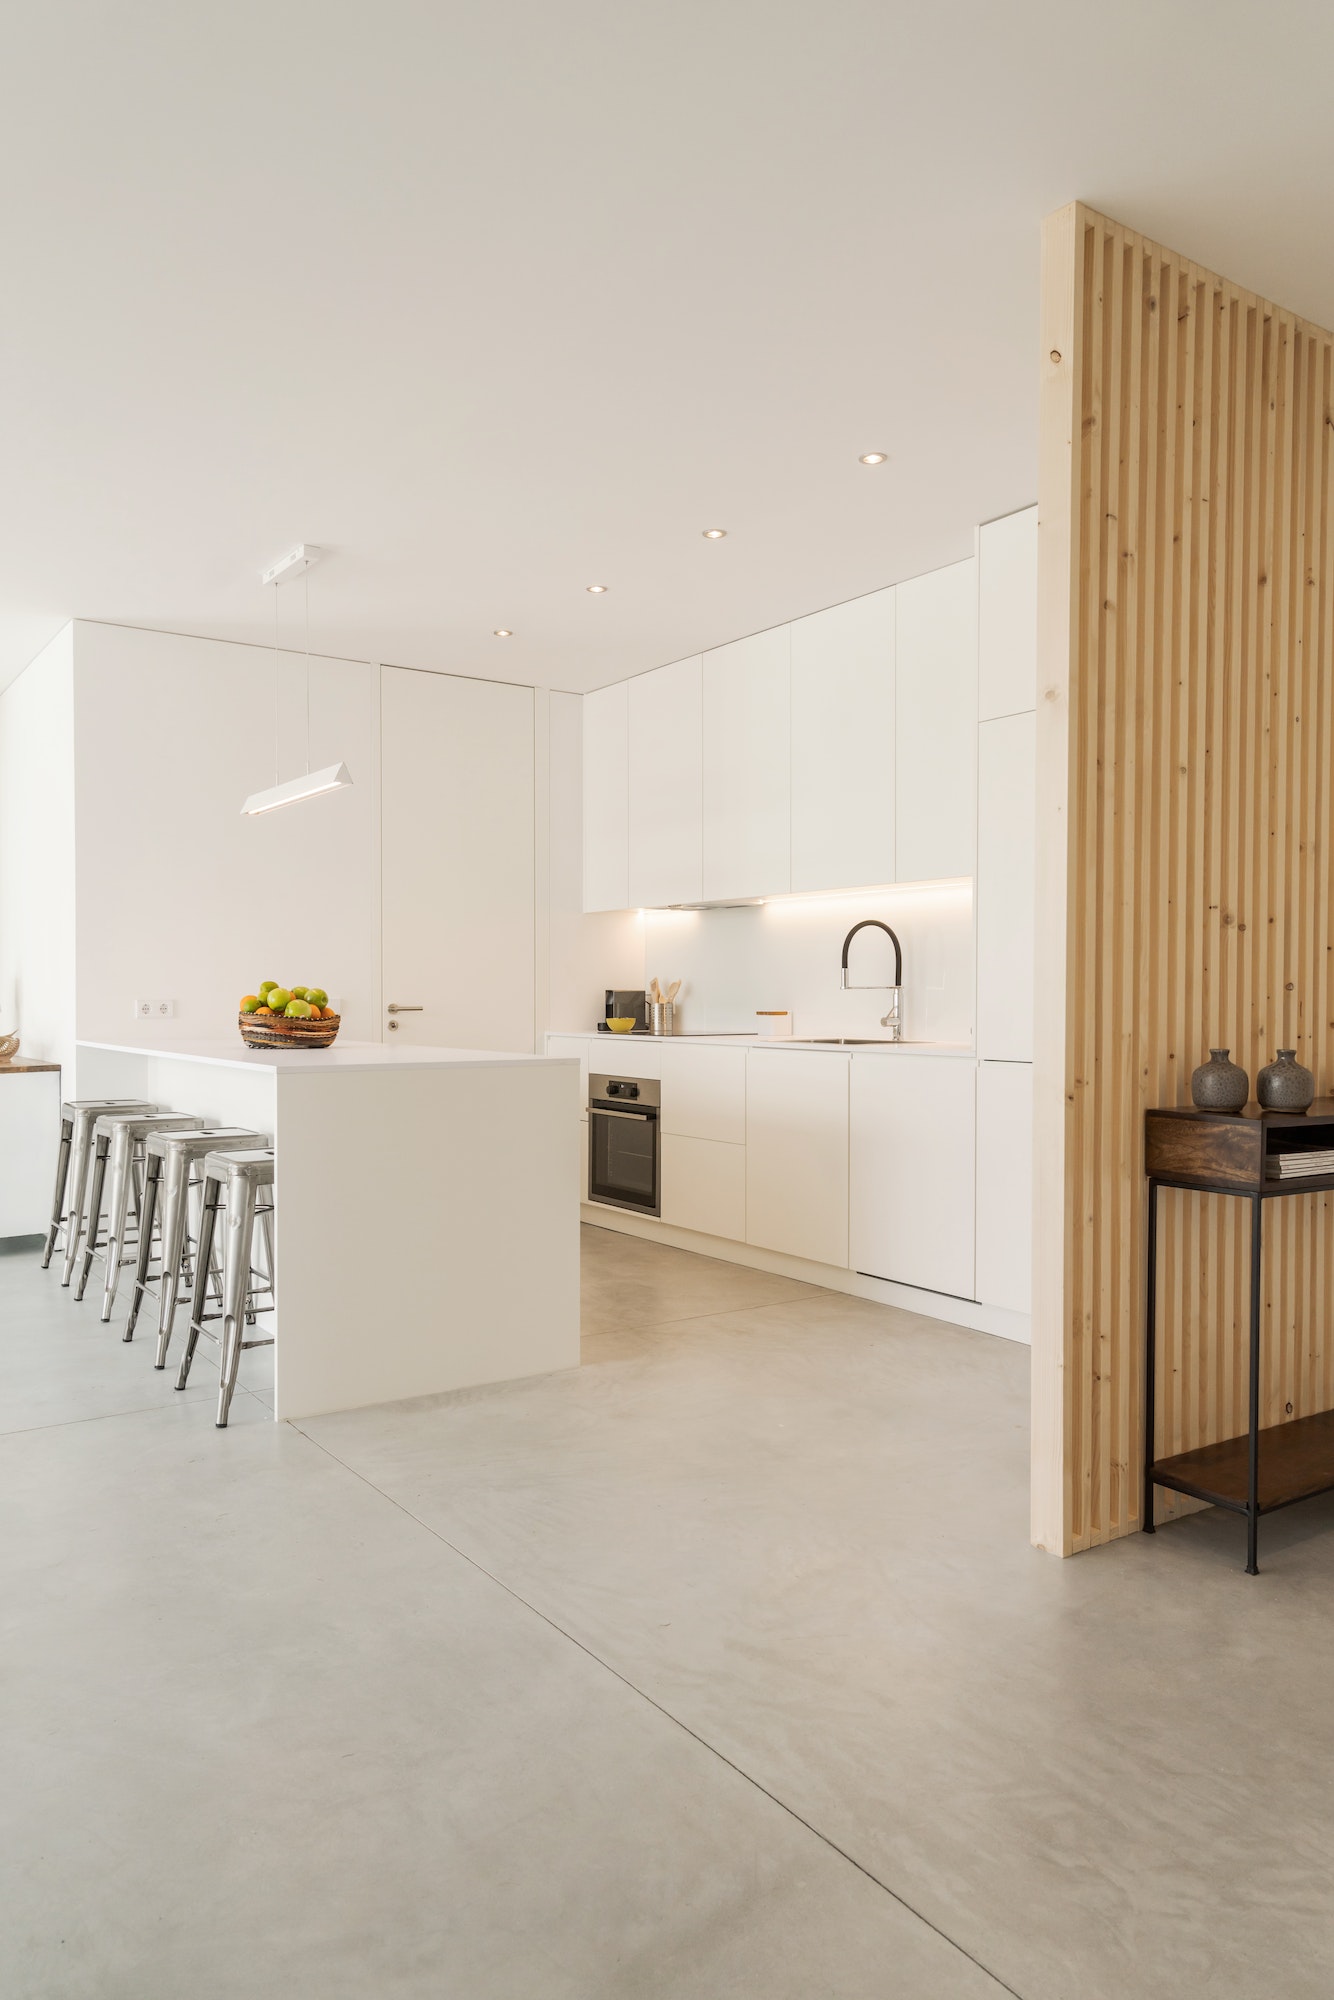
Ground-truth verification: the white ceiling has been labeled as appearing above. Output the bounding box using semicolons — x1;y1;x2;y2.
4;2;1334;695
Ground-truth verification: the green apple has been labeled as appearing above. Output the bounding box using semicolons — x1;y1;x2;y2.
285;998;313;1018
267;987;291;1010
258;980;277;997
306;988;328;1008
291;986;309;1000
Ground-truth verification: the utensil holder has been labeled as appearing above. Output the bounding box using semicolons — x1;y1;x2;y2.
649;1002;674;1036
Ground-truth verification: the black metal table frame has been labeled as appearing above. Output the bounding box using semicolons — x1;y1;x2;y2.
1143;1179;1267;1574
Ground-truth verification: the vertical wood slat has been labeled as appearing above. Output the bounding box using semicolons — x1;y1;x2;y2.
1034;204;1334;1551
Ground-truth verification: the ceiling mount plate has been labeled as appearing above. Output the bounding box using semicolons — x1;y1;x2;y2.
260;543;322;587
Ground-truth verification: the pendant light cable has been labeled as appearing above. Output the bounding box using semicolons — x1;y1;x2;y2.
273;577;280;785
304;570;311;776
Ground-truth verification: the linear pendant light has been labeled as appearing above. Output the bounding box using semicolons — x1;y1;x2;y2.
243;762;354;816
241;545;354;817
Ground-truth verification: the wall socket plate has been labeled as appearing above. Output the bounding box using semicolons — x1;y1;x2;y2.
133;998;177;1021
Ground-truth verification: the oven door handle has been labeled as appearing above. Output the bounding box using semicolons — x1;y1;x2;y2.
591;1106;654;1122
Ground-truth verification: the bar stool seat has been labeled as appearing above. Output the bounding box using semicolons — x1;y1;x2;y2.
51;1100;158;1280
177;1149;275;1427
121;1126;269;1358
76;1110;208;1316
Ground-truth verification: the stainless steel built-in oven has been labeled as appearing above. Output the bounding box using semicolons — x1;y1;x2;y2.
588;1073;661;1217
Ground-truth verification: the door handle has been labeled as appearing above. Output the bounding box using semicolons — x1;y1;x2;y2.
592;1106;653;1122
386;1004;423;1014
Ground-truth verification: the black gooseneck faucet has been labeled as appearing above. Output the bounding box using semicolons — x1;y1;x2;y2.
840;920;902;988
839;920;904;1038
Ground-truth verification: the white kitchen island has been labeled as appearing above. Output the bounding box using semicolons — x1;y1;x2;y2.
76;1038;581;1421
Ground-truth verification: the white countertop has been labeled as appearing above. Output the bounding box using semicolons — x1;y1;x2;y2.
550;1030;974;1057
78;1038;577;1075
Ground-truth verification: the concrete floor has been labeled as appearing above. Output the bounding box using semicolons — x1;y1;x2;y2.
3;1228;1333;1998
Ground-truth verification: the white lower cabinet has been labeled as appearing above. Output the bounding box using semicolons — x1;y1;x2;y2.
662;1134;746;1239
975;1060;1032;1315
745;1049;849;1268
849;1055;976;1298
660;1042;746;1144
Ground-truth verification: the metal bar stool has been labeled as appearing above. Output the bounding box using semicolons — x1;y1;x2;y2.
177;1150;275;1427
51;1100;157;1280
75;1110;205;1313
122;1126;268;1355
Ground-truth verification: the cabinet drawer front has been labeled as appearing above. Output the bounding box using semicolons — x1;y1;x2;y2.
661;1134;746;1240
660;1043;746;1143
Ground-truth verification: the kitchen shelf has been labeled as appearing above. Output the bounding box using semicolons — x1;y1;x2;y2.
1144;1102;1334;1575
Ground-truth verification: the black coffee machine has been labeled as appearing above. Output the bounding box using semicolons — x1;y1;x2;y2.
599;988;648;1033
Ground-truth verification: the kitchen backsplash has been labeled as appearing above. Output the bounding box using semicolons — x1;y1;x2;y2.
640;881;974;1043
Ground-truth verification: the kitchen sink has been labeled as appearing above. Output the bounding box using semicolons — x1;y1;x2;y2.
800;1037;912;1045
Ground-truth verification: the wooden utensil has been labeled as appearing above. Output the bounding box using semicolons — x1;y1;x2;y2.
666;979;681;1002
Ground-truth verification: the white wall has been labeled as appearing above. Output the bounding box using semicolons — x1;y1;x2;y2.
72;622;382;1048
547;690;643;1030
0;625;76;1071
642;881;973;1043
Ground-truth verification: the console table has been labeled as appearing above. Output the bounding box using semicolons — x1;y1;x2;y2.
1144;1103;1334;1574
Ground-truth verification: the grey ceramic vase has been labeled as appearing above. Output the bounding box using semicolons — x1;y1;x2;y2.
1256;1049;1315;1113
1191;1048;1249;1112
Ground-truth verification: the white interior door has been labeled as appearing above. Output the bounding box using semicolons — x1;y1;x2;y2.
381;667;535;1051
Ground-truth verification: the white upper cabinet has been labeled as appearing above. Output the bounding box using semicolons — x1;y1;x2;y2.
978;506;1038;720
790;588;895;892
582;682;629;911
977;711;1036;1062
894;558;978;883
702;627;791;902
628;657;702;908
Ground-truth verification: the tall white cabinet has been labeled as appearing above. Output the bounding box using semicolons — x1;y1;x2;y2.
790;588;895;891
973;506;1037;1326
702;628;792;902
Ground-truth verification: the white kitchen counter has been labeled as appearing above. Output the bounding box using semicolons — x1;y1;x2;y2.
79;1036;554;1072
550;1030;974;1057
77;1037;581;1422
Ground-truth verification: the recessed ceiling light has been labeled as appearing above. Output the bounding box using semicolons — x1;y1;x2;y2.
586;583;608;594
859;452;888;465
702;528;727;540
493;628;513;638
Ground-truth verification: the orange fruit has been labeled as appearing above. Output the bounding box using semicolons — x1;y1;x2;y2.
255;1005;274;1017
240;994;261;1013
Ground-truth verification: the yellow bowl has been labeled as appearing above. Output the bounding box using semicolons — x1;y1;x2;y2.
606;1017;636;1033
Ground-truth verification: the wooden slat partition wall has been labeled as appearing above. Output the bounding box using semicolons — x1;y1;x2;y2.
1033;202;1334;1553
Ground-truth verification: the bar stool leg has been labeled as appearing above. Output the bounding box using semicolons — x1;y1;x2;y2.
61;1124;95;1288
177;1175;221;1391
74;1137;111;1302
124;1154;163;1341
154;1153;193;1368
217;1176;258;1428
99;1128;137;1322
42;1116;74;1269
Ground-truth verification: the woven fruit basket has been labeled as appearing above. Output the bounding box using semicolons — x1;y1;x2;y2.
239;1010;341;1051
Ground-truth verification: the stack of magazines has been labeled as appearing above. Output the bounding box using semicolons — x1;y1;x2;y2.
1268;1150;1334;1179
